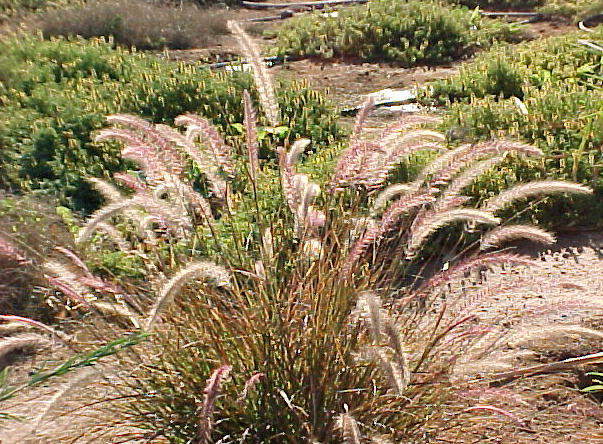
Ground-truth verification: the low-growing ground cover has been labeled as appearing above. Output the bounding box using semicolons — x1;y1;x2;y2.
447;0;603;19
421;28;603;227
451;0;544;9
537;0;603;19
274;0;520;67
0;36;344;212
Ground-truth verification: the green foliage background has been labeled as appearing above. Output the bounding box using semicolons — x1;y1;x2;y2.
274;0;519;66
422;29;603;227
0;36;344;213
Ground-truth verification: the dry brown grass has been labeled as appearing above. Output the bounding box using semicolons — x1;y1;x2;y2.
0;194;74;322
38;0;230;50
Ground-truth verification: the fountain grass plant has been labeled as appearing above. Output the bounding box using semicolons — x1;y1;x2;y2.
0;18;598;444
43;22;592;442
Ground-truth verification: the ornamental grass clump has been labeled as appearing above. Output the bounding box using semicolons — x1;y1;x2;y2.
26;22;591;443
2;20;598;443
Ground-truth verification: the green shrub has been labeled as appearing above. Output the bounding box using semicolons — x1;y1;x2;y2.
452;0;544;8
0;36;344;213
39;0;230;50
423;29;603;105
447;0;599;17
274;0;520;66
537;0;603;19
422;30;603;227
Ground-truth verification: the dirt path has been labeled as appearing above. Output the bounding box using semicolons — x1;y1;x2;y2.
433;232;603;443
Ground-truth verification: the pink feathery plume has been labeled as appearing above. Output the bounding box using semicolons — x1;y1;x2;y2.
378;191;437;237
331;139;441;191
0;236;30;265
175;114;235;177
378;114;443;146
278;147;299;213
154;124;227;200
364;141;445;190
120;143;166;185
432;196;471;213
350;96;375;144
410;195;470;237
238;372;264;402
142;128;186;178
341;192;435;277
105;114;153;131
113;172;148;193
76;193;190;244
136;193;192;234
0;315;71;344
102;116;185;178
243;90;260;183
427;140;542;188
54;247;93;278
227;20;280;127
45;276;93;308
166;179;215;224
415;252;536;295
459;388;528;406
444;326;493;345
198;365;232;444
76;276;124;296
95;128;146;146
463;405;526;425
331;140;384;190
332;114;446;191
306;209;326;230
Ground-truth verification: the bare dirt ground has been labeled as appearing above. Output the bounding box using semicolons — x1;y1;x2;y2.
434;231;603;443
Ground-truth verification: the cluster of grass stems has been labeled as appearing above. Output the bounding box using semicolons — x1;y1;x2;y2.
0;16;599;444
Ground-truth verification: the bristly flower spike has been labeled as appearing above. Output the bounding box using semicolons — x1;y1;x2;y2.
198;365;232;444
483;180;592;213
227;20;280;127
243;90;259;183
0;235;30;264
337;413;362;444
406;209;500;258
174;114;235;177
350;96;375;144
145;261;231;330
480;224;556;250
